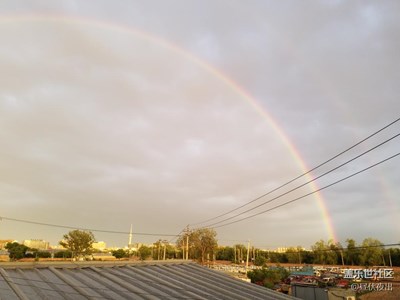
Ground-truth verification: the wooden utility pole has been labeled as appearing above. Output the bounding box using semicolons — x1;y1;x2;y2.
184;225;190;260
158;240;161;260
128;224;133;258
182;240;185;260
186;234;189;260
340;250;345;266
246;240;250;272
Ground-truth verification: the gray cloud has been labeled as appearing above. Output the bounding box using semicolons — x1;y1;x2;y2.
0;0;399;248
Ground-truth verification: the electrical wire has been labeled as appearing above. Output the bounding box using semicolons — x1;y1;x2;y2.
0;217;179;237
199;132;400;228
208;151;400;229
191;117;400;226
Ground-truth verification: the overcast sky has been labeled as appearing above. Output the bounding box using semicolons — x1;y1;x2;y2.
0;0;399;249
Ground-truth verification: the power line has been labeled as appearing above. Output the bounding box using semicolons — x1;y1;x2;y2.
191;117;400;226
208;151;400;229
199;132;400;228
0;217;179;237
168;227;187;243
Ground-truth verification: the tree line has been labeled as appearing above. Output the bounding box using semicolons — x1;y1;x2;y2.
4;229;399;267
216;238;400;267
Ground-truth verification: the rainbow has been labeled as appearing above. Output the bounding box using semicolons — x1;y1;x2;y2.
0;13;338;242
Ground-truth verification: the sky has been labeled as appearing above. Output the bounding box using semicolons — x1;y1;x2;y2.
0;0;399;249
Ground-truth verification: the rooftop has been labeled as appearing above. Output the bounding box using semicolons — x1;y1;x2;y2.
0;260;299;299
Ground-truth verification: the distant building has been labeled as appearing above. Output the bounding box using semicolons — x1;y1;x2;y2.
51;244;67;250
0;240;15;250
23;239;49;250
277;247;288;253
92;241;107;251
276;247;306;253
0;250;9;262
125;242;140;252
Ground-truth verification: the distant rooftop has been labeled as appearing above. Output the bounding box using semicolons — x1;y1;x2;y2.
0;260;299;299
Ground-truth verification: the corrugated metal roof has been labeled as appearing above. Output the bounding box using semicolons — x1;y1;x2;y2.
0;261;299;299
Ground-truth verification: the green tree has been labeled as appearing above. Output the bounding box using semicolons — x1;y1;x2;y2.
215;246;235;261
54;250;72;259
285;247;304;264
387;248;400;266
254;255;267;266
112;249;129;259
345;239;360;265
312;239;337;264
59;230;95;259
138;245;151;260
267;251;287;264
36;251;51;258
177;228;218;262
359;238;383;266
5;242;29;260
233;244;247;263
191;228;218;263
247;267;290;289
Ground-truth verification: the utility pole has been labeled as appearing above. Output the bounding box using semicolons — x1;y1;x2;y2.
182;239;185;260
185;225;190;260
182;225;190;260
340;249;345;266
246;240;250;272
157;240;161;260
163;241;166;260
128;224;133;258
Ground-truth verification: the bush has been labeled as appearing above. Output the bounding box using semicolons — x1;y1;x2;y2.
36;251;51;258
54;251;73;259
247;267;290;289
138;246;151;261
112;249;128;259
254;256;266;266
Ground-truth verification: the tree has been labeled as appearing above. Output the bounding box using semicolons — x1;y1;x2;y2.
138;245;151;261
112;249;129;259
254;255;266;266
191;228;218;263
216;246;235;261
177;228;218;262
247;267;290;289
233;244;247;263
59;230;95;259
54;250;72;259
285;247;303;264
359;238;383;267
5;242;29;260
312;239;337;265
345;239;360;265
